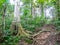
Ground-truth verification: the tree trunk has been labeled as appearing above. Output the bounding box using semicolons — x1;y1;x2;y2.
40;3;44;16
31;0;36;18
14;0;20;22
10;0;30;37
32;6;35;17
2;4;6;31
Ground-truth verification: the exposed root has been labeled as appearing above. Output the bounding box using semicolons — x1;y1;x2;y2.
10;22;30;37
16;24;30;37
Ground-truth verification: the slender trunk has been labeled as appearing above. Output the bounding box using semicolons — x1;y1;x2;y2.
31;0;32;15
32;6;35;17
31;0;35;17
39;5;41;16
54;0;60;26
2;4;6;30
55;0;60;19
40;3;44;15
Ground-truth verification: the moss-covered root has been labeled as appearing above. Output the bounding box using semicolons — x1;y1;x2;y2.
10;21;30;37
16;24;30;37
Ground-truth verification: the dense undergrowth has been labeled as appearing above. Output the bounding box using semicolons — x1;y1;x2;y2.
0;14;60;45
0;14;46;45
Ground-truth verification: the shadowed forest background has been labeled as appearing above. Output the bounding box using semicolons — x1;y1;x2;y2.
0;0;60;45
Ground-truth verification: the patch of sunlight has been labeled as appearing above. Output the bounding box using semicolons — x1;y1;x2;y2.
45;6;54;19
10;0;14;5
10;0;23;6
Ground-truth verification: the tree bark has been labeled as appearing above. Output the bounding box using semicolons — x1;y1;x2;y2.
14;0;20;22
10;0;30;37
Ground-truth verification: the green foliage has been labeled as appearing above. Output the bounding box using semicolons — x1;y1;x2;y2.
37;0;48;4
21;14;47;32
0;0;59;44
22;0;31;4
0;0;6;5
5;15;13;30
0;30;20;45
